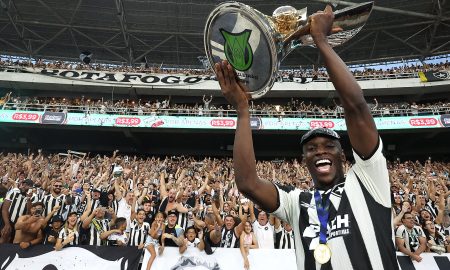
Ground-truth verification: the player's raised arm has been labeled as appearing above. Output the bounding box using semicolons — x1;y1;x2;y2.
311;6;378;158
216;61;278;212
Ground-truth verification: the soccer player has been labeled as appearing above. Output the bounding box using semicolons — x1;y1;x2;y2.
216;5;398;270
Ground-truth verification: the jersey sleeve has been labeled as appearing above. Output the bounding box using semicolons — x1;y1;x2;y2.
194;238;201;246
270;185;301;227
395;225;406;239
30;194;39;203
351;138;391;208
275;225;283;234
5;190;17;202
416;227;426;238
58;229;65;239
108;233;120;241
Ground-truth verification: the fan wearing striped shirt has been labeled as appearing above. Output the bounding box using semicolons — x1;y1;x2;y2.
274;217;295;249
1;178;35;243
423;220;449;253
75;183;102;217
217;5;399;270
128;208;150;248
81;206;117;246
212;193;247;249
54;212;81;251
395;212;427;262
54;194;92;251
41;180;68;218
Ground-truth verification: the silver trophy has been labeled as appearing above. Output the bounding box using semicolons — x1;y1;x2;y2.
204;1;374;99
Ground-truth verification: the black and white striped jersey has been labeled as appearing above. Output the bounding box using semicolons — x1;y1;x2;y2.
275;227;295;249
128;220;150;247
395;225;425;252
30;189;45;203
272;139;399;270
76;197;101;216
176;203;190;231
424;200;438;220
111;199;119;215
42;193;66;217
4;190;33;223
443;224;450;237
220;227;239;248
58;226;80;246
88;218;110;246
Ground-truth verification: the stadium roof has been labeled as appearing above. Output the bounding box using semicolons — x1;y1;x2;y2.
0;0;449;68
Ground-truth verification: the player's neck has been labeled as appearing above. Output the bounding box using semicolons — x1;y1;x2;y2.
314;175;344;191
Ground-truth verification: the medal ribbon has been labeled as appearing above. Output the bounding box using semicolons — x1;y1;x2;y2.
314;190;331;244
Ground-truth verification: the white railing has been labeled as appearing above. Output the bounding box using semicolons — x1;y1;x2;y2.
2;102;449;118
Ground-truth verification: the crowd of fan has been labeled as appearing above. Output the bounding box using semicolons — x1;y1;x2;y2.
390;159;450;260
1;58;449;81
0;150;449;269
2;93;450;118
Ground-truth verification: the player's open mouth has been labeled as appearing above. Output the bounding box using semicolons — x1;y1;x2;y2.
315;159;332;173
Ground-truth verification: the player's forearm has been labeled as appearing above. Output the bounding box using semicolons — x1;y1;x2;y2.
233;110;258;195
316;39;378;156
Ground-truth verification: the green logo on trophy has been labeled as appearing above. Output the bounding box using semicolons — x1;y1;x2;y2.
220;29;253;71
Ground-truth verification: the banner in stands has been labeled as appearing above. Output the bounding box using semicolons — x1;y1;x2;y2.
143;248;450;270
15;67;215;86
0;244;141;270
418;70;450;82
396;254;450;270
0;66;317;86
142;247;297;270
0;110;448;131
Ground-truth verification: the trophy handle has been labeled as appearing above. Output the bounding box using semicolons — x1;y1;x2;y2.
281;1;374;60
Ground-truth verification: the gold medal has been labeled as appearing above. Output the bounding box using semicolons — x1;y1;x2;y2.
314;243;331;264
